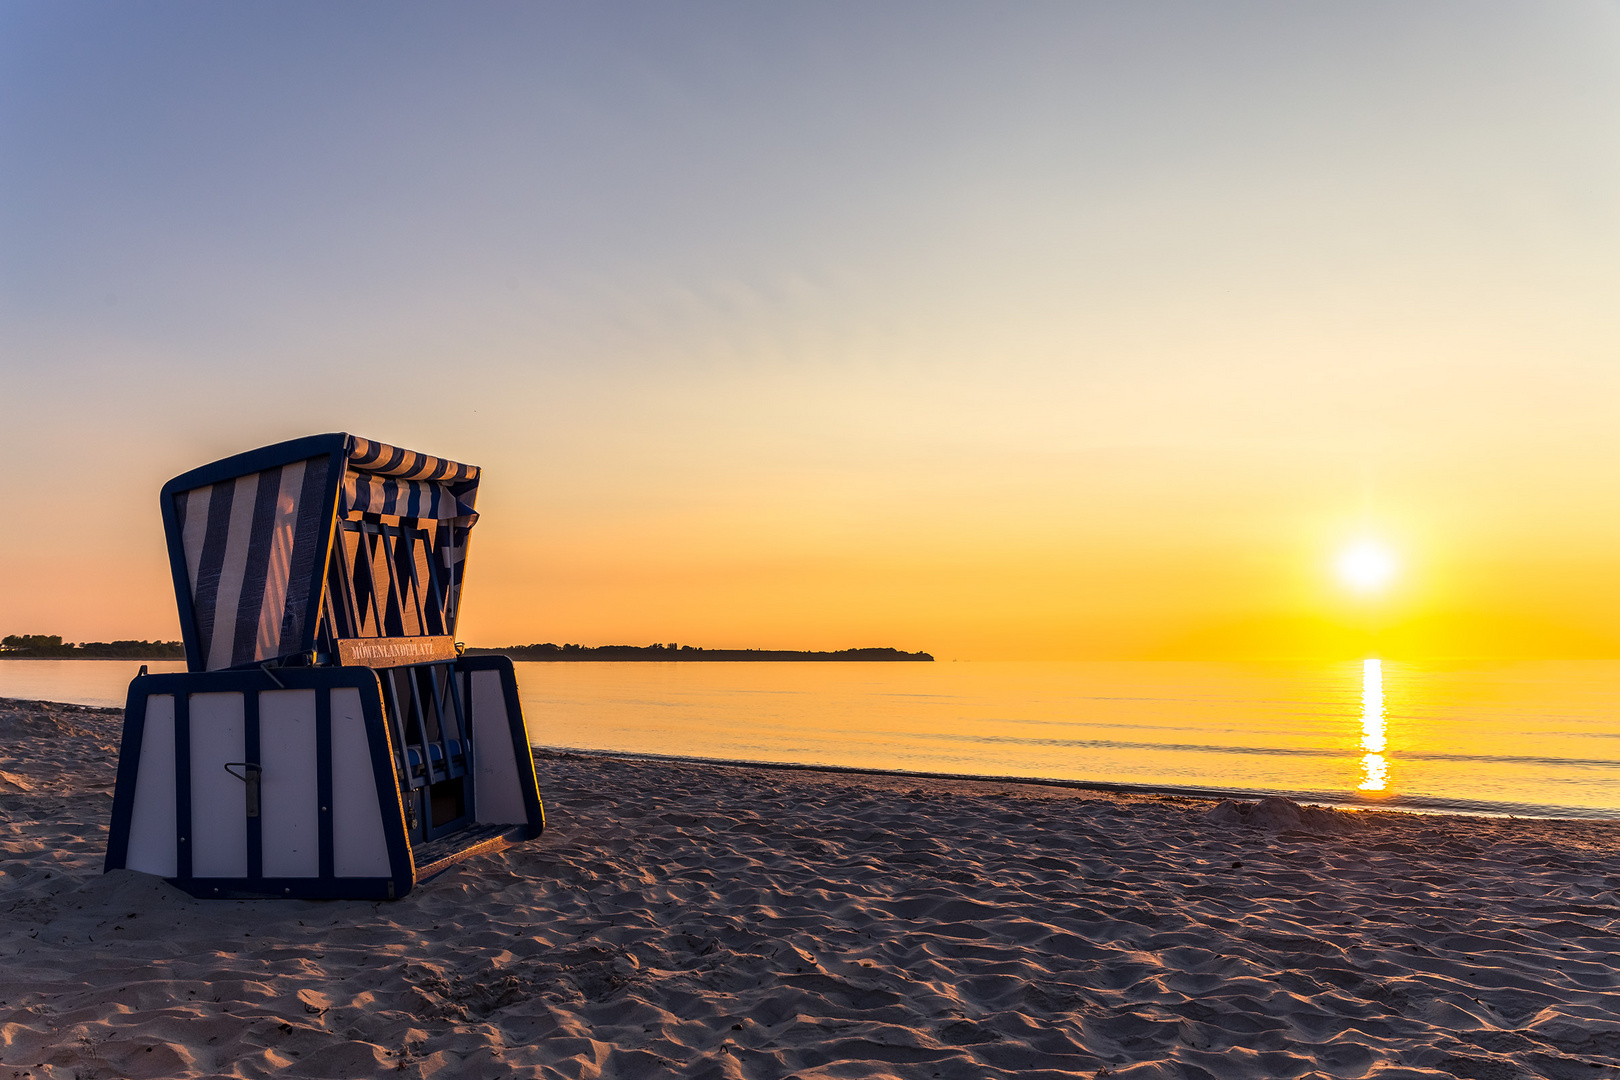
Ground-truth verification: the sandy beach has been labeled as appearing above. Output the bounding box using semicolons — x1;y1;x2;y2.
3;696;1620;1079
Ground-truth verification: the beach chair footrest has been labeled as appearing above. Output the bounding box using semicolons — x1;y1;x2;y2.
412;822;526;881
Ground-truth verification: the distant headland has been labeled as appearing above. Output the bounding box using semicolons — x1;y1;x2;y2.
1;634;185;659
2;633;933;663
465;643;934;662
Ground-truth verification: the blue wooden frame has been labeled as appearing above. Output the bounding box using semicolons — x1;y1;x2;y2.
159;433;349;673
106;665;416;900
106;658;544;900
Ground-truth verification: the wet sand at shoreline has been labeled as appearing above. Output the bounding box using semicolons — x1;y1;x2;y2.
3;696;1619;1078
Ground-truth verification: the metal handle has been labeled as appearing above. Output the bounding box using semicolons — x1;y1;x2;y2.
259;661;286;689
224;762;261;818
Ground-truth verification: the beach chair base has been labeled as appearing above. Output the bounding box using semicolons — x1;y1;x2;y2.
104;658;544;900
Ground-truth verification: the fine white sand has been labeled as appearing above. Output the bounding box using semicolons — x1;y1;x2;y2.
3;696;1620;1079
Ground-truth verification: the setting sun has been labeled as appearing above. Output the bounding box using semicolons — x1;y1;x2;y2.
1336;540;1397;595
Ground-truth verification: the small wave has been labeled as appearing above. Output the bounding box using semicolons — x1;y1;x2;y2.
861;727;1620;771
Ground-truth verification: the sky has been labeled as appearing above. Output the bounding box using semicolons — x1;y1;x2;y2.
3;1;1619;660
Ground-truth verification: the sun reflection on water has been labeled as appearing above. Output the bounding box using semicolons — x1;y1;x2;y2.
1358;658;1388;792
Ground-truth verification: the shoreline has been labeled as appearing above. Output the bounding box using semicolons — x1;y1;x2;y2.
3;695;1620;1077
0;688;1611;823
533;744;1620;824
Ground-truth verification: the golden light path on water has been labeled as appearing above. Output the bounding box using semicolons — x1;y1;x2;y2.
1359;658;1388;792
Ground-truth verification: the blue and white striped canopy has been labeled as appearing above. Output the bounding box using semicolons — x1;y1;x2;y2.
167;435;481;671
347;436;479;482
339;473;477;522
341;436;479;523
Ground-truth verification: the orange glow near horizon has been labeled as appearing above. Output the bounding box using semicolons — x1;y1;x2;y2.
8;473;1620;662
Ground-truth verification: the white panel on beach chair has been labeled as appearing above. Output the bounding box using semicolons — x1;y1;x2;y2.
330;687;391;877
470;669;527;825
259;689;320;878
126;694;178;877
189;693;248;878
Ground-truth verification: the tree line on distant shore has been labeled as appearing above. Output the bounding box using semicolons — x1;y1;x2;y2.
1;633;932;663
465;643;934;662
1;634;185;659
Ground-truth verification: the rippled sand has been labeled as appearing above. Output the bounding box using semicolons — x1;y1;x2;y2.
3;696;1619;1078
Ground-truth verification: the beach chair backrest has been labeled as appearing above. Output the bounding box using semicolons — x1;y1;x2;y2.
162;434;481;672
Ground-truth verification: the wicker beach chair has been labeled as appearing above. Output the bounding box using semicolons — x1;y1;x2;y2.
105;434;545;899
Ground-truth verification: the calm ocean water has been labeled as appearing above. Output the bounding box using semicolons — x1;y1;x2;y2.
7;658;1618;819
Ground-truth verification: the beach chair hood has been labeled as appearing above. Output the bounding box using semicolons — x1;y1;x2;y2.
162;433;481;672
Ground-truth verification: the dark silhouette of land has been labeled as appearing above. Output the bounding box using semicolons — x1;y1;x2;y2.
466;643;934;662
2;633;932;663
1;634;185;659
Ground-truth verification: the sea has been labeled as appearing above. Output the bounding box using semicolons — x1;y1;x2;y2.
5;658;1618;820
